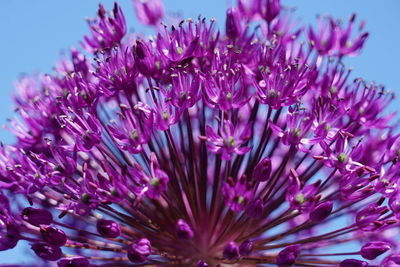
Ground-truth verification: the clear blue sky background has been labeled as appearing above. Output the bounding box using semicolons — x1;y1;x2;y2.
0;0;399;265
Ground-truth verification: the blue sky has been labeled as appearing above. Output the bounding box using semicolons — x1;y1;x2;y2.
0;0;399;264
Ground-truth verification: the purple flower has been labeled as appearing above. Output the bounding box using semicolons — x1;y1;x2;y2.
260;0;280;23
108;102;153;154
286;171;319;212
226;8;243;39
253;157;272;181
83;3;126;52
168;71;201;108
203;69;249;110
308;17;337;56
156;27;201;63
309;14;368;57
146;153;169;199
94;44;137;95
204;120;251;161
133;0;164;26
70;48;89;77
0;224;19;251
270;108;314;151
336;14;369;57
60;112;102;151
222;176;253;212
254;46;315;109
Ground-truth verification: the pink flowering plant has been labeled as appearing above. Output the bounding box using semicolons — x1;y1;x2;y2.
0;0;399;266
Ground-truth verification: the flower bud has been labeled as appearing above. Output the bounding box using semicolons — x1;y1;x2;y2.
96;219;121;238
261;0;280;23
239;240;254;256
382;253;400;266
22;207;53;226
309;201;333;222
0;234;18;251
339;259;368;267
253;157;271;181
226;8;242;39
360;241;391;260
134;40;154;76
0;224;19;251
223;241;240;260
246;198;264;218
58;256;89;267
196;260;209;267
31;243;62;261
276;245;300;267
176;219;194;240
133;0;164;26
127;238;151;263
40;225;67;246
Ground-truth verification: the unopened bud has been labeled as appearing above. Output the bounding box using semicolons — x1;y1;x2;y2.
360;241;391;260
31;243;62;261
276;245;300;267
239;240;254;256
127;238;151;263
176;219;194;240
223;241;240;260
40;225;67;246
226;8;242;39
22;207;53;226
253;157;272;181
261;0;280;23
96;219;121;238
309;201;333;222
134;40;154;76
339;259;368;267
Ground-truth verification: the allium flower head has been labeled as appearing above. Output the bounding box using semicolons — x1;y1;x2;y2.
0;1;398;266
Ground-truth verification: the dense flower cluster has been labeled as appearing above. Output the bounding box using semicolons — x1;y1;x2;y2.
0;0;399;266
